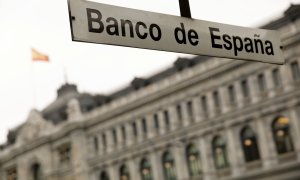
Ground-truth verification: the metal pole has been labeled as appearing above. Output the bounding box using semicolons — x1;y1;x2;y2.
179;0;192;18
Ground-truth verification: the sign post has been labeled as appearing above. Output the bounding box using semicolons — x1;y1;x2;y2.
68;0;284;64
179;0;192;18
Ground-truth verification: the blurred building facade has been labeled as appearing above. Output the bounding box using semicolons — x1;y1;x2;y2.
1;4;300;180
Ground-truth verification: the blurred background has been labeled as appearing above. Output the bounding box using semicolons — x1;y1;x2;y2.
1;0;300;180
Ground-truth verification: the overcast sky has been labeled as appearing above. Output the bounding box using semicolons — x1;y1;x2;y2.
0;0;299;143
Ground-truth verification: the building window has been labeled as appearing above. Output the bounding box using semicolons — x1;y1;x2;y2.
132;122;138;138
58;144;71;163
272;68;281;87
102;133;107;151
241;80;249;98
140;158;153;180
112;129;117;145
201;96;208;115
257;73;267;92
120;165;130;180
94;136;99;152
186;144;202;177
154;114;159;133
164;110;170;131
121;125;127;141
240;126;260;162
213;91;220;110
6;167;17;180
272;117;294;154
212;136;229;169
176;104;182;122
228;85;236;105
31;163;42;180
162;151;177;180
100;171;109;180
291;61;300;81
187;101;194;121
142;118;147;134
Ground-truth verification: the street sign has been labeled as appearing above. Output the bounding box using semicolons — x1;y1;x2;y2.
68;0;284;64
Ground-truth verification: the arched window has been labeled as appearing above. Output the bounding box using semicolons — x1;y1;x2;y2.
186;144;202;177
119;165;130;180
272;117;294;154
212;136;229;169
162;151;177;180
100;171;109;180
240;126;260;162
140;158;153;180
31;163;42;180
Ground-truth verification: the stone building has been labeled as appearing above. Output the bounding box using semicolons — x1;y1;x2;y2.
1;4;300;180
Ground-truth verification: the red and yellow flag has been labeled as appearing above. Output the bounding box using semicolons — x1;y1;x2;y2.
31;48;49;62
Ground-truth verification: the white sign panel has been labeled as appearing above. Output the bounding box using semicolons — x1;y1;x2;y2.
68;0;284;64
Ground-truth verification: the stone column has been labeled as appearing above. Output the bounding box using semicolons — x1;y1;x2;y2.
289;108;300;160
117;125;124;149
198;137;215;180
158;110;166;135
126;122;134;146
173;143;189;180
226;128;243;176
168;105;179;131
128;159;139;180
207;92;216;118
108;163;118;180
71;130;89;180
281;64;294;92
248;75;260;103
192;96;203;122
220;87;230;114
234;81;244;108
181;101;190;127
87;136;96;158
17;159;28;180
150;151;164;180
256;118;277;169
106;129;114;153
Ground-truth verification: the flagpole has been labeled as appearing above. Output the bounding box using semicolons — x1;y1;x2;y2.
30;57;37;108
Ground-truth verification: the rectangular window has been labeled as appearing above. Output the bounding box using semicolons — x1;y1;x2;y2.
132;122;138;137
213;91;220;108
58;144;71;163
164;110;170;130
6;167;17;180
187;101;194;120
93;136;98;151
142;118;147;134
272;68;281;87
102;133;107;150
201;96;208;113
241;80;249;98
121;125;126;141
291;61;300;81
112;129;117;144
257;73;267;92
154;113;159;131
176;104;182;121
228;85;236;105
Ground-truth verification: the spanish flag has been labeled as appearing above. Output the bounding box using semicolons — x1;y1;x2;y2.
32;48;49;62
